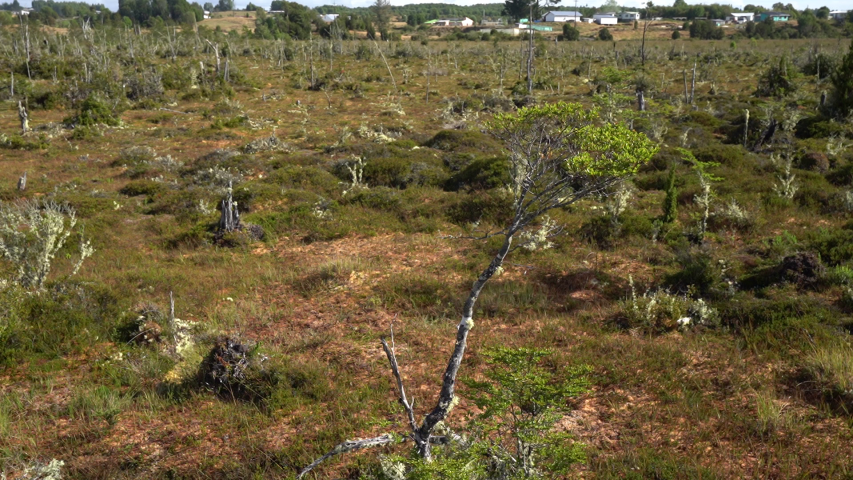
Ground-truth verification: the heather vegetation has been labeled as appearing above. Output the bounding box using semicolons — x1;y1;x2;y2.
1;2;853;479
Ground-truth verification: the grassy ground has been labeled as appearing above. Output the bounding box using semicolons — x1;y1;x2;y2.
0;23;852;479
201;10;257;32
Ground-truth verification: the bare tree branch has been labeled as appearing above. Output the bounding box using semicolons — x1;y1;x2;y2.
296;434;401;479
380;321;417;435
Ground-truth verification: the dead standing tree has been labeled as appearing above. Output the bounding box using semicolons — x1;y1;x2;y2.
297;102;658;478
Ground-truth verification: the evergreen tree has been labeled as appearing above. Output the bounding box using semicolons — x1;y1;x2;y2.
562;22;580;40
830;38;853;118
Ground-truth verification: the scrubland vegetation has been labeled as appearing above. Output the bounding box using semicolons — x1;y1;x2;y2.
1;6;853;479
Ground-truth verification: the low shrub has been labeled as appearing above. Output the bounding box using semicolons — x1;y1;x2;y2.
120;179;166;199
618;277;719;334
692;143;746;168
446;190;514;226
581;214;655;249
424;129;502;154
66;95;121;127
807;225;853;265
445;156;509;191
796;115;849;139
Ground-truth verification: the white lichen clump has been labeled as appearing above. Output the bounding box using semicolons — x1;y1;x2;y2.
0;200;94;289
519;215;558;251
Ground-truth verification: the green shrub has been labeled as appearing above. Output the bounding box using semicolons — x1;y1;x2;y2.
692;143;745;168
120;180;166;199
581;214;654;249
266;165;340;196
796;115;849;139
756;56;798;98
446;190;514;226
685;110;724;129
345;187;402;210
598;28;613;41
445;156;509;191
425;129;502;154
562;23;580;41
66;95;121;127
666;248;731;297
361;157;447;188
807;226;853;265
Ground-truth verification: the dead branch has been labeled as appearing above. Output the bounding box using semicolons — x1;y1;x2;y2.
296;434;400;479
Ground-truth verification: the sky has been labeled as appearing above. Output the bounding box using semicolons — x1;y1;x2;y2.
14;0;852;17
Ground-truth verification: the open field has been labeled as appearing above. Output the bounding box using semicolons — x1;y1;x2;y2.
201;11;258;32
0;20;853;480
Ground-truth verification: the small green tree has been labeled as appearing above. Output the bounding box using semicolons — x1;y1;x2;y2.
463;348;590;478
598;27;613;41
830;38;853;118
672;28;681;39
298;103;657;477
662;165;678;223
562;22;580;40
376;347;590;480
756;55;798;98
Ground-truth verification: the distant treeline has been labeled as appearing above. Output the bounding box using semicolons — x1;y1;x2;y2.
118;0;204;26
315;2;506;24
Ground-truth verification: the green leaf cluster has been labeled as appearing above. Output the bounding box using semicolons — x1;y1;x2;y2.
489;102;658;179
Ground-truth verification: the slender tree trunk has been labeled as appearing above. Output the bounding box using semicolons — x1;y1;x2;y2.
527;4;533;95
683;69;688;103
413;233;514;459
690;60;696;104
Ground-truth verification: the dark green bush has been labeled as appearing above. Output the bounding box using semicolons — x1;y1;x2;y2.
581;214;654;249
807;226;853;265
446;156;509;191
120;180;166;198
693;143;746;168
446;190;513;226
345;187;402;210
685;111;724;129
796;115;849;139
666;248;727;296
425;129;502;154
265;165;340;196
66;95;121;127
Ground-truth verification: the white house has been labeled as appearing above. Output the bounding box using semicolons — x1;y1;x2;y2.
618;11;640;21
593;13;618;25
320;13;339;23
203;10;211;18
543;10;583;22
829;10;847;20
434;17;474;27
14;8;32;16
726;12;754;23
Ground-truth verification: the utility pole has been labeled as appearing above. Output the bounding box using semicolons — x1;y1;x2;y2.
527;2;534;94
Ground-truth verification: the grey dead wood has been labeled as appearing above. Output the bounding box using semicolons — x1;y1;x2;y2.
18;101;28;135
